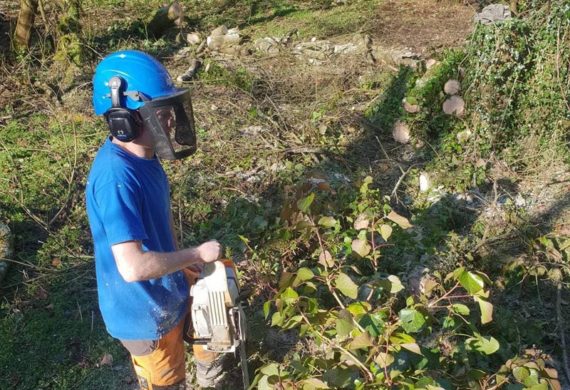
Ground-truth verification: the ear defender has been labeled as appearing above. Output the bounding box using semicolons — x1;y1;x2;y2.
106;76;139;142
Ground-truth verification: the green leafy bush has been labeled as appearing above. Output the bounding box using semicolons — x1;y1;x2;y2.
251;178;562;389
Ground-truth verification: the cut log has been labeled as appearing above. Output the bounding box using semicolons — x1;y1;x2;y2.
442;95;465;117
392;120;411;144
147;1;183;38
444;79;461;95
403;99;420;113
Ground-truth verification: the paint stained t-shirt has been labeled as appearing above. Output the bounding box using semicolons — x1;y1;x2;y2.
85;138;188;340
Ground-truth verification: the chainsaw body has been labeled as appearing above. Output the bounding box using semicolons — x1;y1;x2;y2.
190;260;247;354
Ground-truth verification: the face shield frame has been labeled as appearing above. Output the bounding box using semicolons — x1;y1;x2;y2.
138;89;197;160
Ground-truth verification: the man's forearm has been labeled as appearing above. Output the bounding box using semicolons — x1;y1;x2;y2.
112;239;222;282
132;247;203;281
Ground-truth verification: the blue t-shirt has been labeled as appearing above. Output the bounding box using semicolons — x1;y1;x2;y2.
85;138;188;340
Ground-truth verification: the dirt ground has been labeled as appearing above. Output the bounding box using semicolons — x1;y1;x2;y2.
373;0;477;54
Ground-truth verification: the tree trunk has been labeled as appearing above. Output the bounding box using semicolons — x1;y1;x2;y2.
14;0;39;51
510;0;518;15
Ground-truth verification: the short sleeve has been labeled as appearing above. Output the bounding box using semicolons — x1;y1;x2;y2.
95;180;148;246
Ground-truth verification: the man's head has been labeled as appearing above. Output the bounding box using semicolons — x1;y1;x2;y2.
92;50;197;160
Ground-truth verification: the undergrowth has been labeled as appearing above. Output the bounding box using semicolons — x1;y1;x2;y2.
399;0;570;191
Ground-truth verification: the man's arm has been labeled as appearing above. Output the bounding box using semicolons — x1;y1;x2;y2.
111;240;221;282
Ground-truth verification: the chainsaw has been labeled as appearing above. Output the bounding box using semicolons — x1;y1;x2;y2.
189;260;249;388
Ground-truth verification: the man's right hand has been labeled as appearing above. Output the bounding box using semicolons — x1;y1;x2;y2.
197;240;222;263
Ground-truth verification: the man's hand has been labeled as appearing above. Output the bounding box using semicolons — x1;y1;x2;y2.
197;240;222;263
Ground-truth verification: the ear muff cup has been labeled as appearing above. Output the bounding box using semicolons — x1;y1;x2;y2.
106;108;139;142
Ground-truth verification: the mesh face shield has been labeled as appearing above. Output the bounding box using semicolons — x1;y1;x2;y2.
139;90;197;160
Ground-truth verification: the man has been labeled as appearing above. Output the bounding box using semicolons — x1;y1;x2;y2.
86;50;223;389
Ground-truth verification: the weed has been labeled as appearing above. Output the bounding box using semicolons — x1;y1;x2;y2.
198;60;254;92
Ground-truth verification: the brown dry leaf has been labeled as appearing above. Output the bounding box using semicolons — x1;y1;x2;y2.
543;367;559;379
318;250;334;267
420;276;438;297
378;162;391;173
354;214;370;230
375;352;394;368
317;181;331;191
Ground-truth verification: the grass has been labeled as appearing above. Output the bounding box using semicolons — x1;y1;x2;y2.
0;115;125;388
244;0;380;40
0;274;129;389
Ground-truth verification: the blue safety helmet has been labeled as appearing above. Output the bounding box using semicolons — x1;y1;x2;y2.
92;50;196;160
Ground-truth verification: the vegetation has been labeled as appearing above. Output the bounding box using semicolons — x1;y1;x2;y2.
0;0;568;389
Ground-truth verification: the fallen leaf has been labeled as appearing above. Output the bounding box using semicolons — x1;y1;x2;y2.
426;58;438;69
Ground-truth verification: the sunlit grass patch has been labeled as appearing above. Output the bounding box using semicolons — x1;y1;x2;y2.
245;0;381;40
